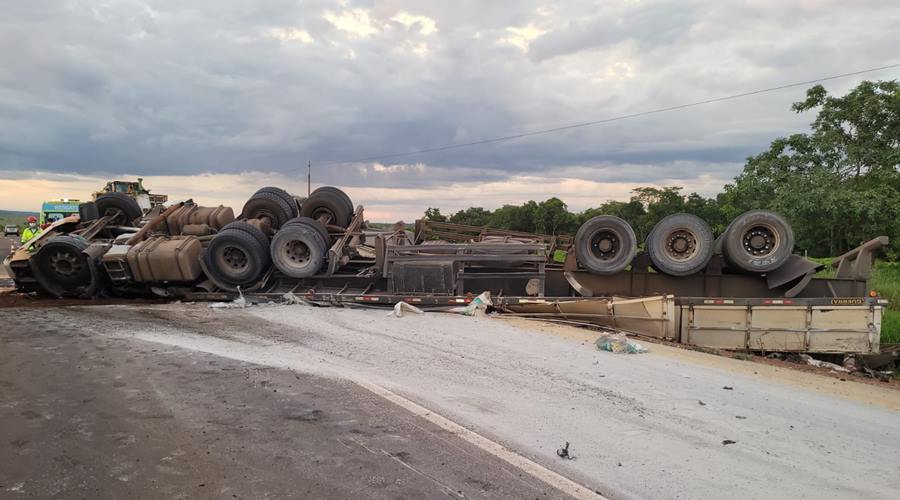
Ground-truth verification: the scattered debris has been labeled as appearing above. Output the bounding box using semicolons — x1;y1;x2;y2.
387;301;424;318
209;288;247;309
722;386;734;390
556;441;575;460
797;354;851;373
842;354;858;372
450;291;492;316
282;291;307;305
863;367;894;382
596;333;648;354
722;440;737;446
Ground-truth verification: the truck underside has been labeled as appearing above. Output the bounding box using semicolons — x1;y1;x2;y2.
3;186;890;357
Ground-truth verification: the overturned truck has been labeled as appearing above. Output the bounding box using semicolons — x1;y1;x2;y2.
4;186;890;356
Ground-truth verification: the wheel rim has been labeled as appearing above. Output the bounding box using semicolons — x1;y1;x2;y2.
217;246;249;273
664;229;699;262
103;208;127;225
253;209;278;227
590;230;620;261
283;240;311;267
45;248;85;284
742;225;777;257
312;208;336;226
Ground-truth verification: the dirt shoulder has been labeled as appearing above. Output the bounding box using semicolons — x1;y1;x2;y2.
501;316;900;411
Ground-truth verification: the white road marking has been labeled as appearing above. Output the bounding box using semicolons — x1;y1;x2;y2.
356;379;607;500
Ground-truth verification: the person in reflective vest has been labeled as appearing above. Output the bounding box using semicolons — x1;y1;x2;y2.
20;216;41;244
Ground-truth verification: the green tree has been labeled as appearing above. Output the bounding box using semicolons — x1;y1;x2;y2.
579;200;647;236
684;192;727;234
423;207;447;222
630;186;687;240
534;198;577;235
721;80;900;257
449;207;492;226
488;201;538;232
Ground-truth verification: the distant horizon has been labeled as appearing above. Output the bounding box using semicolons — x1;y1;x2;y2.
0;170;731;222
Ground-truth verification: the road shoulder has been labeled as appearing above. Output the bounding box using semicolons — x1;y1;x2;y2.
501;316;900;411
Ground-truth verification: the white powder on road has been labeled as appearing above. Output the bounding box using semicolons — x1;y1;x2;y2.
108;304;900;500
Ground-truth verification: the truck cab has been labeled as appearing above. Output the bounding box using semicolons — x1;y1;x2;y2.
94;178;168;214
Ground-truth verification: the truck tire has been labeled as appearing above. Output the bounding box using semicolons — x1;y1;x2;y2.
300;188;352;228
95;192;142;226
713;218;736;255
311;186;354;216
284;216;331;248
646;213;714;276
78;201;99;222
221;220;270;250
30;235;97;298
292;195;307;213
241;191;295;229
270;223;327;278
722;210;794;273
254;187;300;218
575;215;637;275
204;227;270;287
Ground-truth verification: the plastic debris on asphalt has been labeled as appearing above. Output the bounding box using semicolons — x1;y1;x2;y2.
281;291;306;305
209;296;247;309
798;354;851;373
387;301;424;318
556;441;575;460
595;333;648;354
450;291;492;316
209;288;247;309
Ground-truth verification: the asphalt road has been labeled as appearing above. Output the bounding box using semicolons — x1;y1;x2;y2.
2;233;16;257
1;234;16;284
0;307;570;499
2;303;899;499
2;232;17;247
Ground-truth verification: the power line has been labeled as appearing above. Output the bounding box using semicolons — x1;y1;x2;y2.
320;62;900;166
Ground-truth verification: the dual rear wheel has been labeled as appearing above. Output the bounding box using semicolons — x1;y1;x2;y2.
207;186;352;284
270;218;331;278
575;210;792;276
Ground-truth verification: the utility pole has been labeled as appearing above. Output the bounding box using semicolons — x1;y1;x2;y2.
307;160;311;196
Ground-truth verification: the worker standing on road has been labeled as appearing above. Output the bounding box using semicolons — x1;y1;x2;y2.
20;216;41;245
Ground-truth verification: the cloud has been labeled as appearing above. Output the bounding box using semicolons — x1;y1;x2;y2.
1;0;899;218
501;24;547;51
267;28;314;43
391;11;438;35
324;8;381;37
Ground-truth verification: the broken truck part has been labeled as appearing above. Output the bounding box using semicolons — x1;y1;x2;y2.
501;295;884;354
2;186;890;356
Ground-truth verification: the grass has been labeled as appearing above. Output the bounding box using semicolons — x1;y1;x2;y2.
812;257;900;344
0;210;37;231
871;261;900;344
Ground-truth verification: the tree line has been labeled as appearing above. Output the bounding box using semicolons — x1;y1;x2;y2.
423;80;900;259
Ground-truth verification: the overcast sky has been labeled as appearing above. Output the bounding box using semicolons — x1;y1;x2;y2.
1;0;898;219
